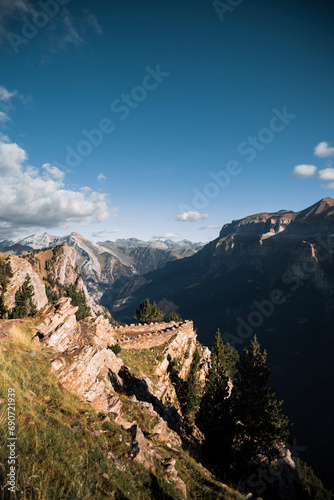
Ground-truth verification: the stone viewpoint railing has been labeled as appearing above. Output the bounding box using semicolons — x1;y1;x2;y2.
115;320;194;349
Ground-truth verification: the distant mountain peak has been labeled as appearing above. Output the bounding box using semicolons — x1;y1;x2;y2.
314;197;334;211
321;196;334;204
70;232;86;243
296;197;334;221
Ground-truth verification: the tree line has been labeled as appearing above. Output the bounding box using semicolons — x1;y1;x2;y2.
168;328;292;495
134;298;182;323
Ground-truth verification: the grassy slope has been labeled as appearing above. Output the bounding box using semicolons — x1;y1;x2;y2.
0;321;243;500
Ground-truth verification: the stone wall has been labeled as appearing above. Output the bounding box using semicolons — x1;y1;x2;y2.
115;321;181;337
116;321;194;350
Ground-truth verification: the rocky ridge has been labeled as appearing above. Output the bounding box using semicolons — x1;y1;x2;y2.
2;245;108;318
31;297;214;497
27;294;307;499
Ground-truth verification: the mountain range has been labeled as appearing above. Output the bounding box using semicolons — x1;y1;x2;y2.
1;197;334;489
0;233;202;307
106;197;334;490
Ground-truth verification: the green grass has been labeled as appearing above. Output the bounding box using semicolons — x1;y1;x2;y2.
154;447;245;500
0;322;244;499
117;346;165;381
118;395;160;435
0;323;180;499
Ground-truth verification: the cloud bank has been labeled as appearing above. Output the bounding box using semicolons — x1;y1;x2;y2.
0;137;110;238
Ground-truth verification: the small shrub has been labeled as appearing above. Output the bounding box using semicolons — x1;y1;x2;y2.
108;343;121;355
168;312;183;322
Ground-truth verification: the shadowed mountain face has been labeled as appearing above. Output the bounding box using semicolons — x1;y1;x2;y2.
110;197;334;490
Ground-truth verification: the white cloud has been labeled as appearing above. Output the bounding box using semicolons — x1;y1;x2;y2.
291;164;317;178
98;172;107;182
318;168;334;181
92;229;120;238
314;141;334;158
0;140;27;172
322;182;334;190
0;132;10;142
0;138;111;237
153;232;181;240
0;85;23;123
42;163;65;181
176;211;209;222
0;111;10;123
199;225;220;230
0;85;18;103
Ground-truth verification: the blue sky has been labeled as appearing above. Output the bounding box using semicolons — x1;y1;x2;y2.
0;0;333;242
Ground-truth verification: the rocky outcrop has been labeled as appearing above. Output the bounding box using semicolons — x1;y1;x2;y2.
162;457;187;498
150;419;182;446
33;298;121;412
34;296;115;352
128;424;156;471
34;298;196;427
33;299;204;446
48;245;79;286
29;295;308;499
33;298;79;351
43;245;109;318
51;345;124;412
4;256;48;311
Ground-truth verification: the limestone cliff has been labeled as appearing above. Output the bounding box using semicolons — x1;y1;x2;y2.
32;299;216;497
33;300;207;416
8;245;110;318
4;255;48;311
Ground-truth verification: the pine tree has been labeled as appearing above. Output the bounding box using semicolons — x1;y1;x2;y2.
134;299;164;324
196;330;235;472
11;275;37;319
232;336;289;468
65;284;91;321
150;301;164;323
180;346;202;423
0;294;7;319
168;312;183;322
0;258;13;296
